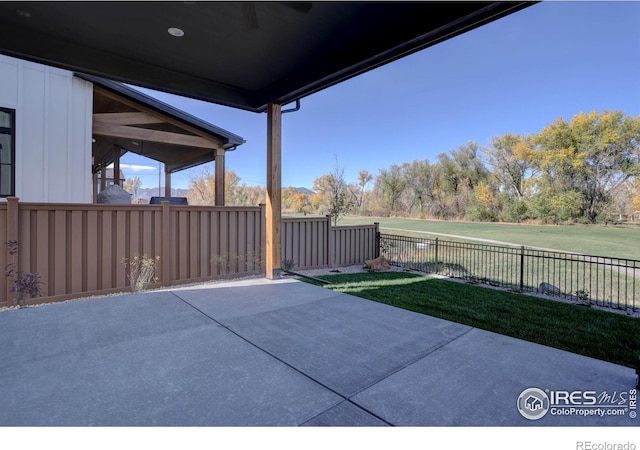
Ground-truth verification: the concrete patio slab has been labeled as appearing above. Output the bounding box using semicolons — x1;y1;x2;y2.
301;400;388;426
215;291;471;397
173;278;337;320
352;328;637;426
0;289;342;426
1;277;637;427
0;291;210;369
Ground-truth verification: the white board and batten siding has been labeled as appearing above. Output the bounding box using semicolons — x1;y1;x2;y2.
0;54;93;203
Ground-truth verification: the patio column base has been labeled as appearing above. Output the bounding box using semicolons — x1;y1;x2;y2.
267;268;282;280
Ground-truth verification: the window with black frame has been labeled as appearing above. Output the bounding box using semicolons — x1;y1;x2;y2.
0;107;15;197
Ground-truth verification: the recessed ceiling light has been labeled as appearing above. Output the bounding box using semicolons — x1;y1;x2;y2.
168;27;185;37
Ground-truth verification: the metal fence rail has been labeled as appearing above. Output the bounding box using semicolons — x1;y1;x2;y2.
378;233;639;312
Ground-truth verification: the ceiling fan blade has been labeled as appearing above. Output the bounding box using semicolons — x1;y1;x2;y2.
241;2;259;29
280;2;313;14
241;2;312;30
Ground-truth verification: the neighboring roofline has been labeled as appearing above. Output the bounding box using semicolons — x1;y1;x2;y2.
76;72;246;149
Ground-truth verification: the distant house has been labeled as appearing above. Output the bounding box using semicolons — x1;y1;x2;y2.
96;168;126;195
0;54;245;204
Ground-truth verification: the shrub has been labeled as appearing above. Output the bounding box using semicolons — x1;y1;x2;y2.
211;251;262;273
4;240;46;307
122;253;160;292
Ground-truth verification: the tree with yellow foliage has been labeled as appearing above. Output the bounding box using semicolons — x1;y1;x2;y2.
534;110;640;222
484;134;539;200
186;165;264;206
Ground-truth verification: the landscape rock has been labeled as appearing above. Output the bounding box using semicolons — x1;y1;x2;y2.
97;184;132;204
538;282;561;295
364;255;391;272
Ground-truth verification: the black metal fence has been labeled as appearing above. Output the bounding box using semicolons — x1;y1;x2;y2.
378;233;639;313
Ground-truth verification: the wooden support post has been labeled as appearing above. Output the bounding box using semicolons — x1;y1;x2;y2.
215;148;225;206
100;166;107;192
165;169;172;198
113;146;121;186
92;171;98;203
266;103;282;279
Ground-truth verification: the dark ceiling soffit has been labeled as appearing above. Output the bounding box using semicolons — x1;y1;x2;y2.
0;19;258;112
0;2;537;113
260;1;536;109
79;73;246;149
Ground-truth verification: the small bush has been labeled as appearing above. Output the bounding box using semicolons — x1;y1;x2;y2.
575;289;590;304
4;240;46;307
122;253;160;292
211;251;262;274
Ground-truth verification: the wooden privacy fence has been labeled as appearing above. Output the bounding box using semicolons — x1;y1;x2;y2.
281;216;379;270
1;199;379;307
0;198;265;307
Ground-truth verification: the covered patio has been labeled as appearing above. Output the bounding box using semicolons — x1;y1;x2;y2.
0;1;536;279
1;4;639;439
83;74;245;205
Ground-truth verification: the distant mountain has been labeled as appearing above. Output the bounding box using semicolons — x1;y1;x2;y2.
288;187;315;195
132;186;313;202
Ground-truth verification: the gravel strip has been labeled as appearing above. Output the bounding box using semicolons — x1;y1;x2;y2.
293;264;418;277
4;266;636;318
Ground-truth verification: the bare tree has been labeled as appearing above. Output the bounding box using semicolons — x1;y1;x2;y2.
348;169;373;211
312;158;351;225
123;176;142;202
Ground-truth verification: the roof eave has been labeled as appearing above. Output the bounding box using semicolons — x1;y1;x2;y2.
77;72;246;146
256;1;536;110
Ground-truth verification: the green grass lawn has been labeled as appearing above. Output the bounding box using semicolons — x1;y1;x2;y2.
305;271;640;369
337;216;640;260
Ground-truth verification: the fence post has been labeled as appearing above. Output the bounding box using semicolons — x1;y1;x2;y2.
434;237;439;273
326;215;334;268
6;196;19;246
161;201;171;286
374;222;380;258
519;245;525;290
6;197;19;305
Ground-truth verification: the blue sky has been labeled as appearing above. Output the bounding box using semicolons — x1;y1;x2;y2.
120;1;640;191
